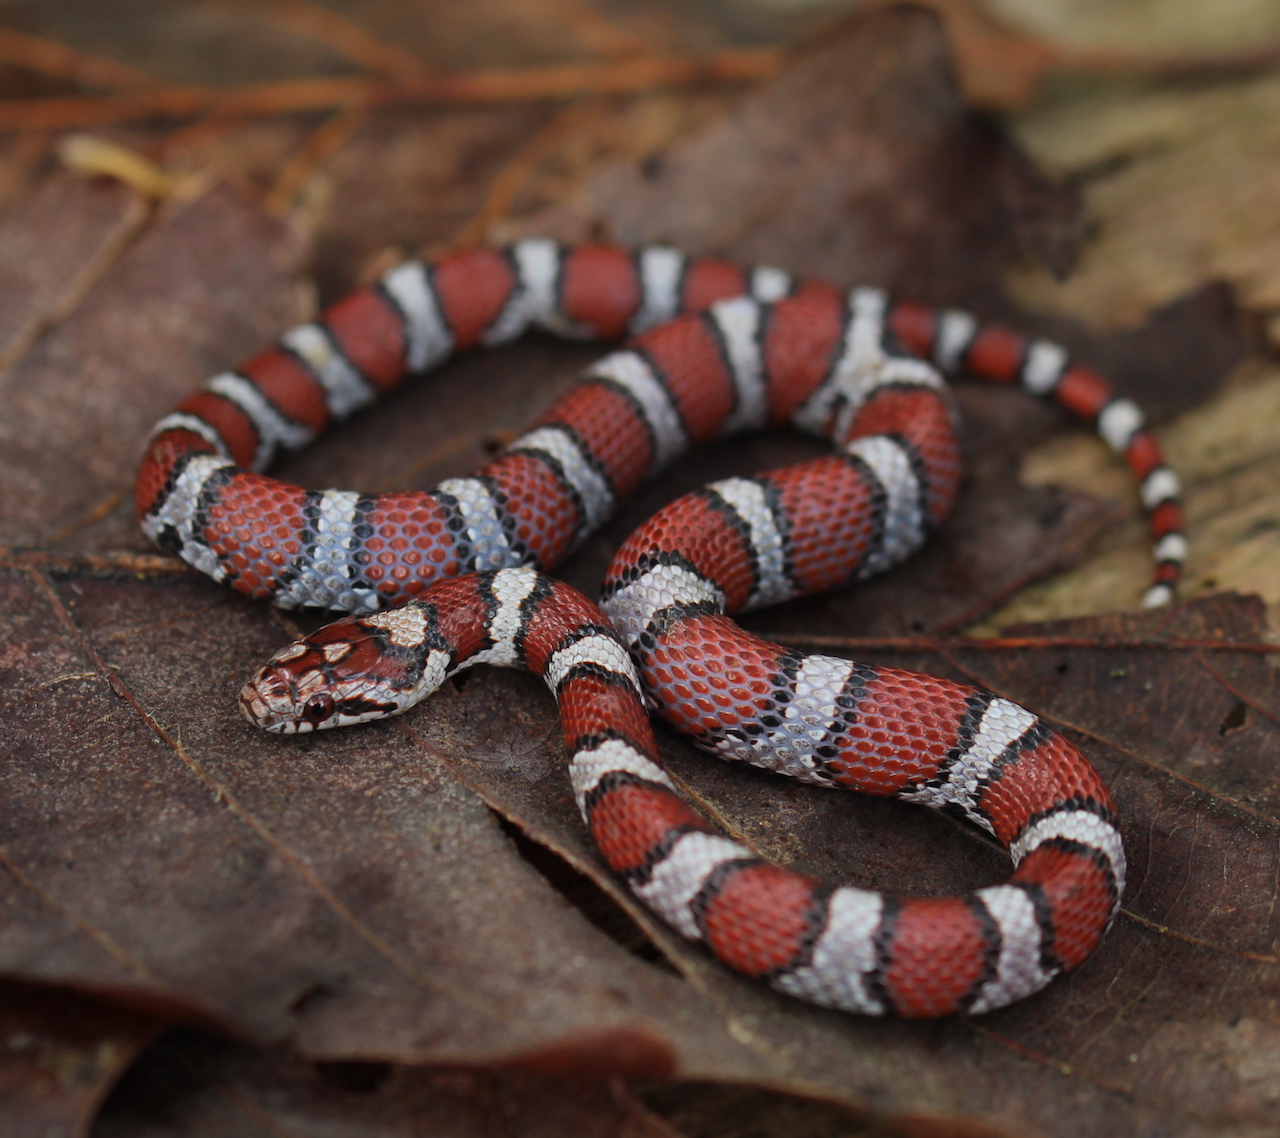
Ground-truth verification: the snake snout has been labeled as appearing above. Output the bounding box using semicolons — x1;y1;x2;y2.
239;666;311;733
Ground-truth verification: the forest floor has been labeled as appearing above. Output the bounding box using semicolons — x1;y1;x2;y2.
0;2;1278;1136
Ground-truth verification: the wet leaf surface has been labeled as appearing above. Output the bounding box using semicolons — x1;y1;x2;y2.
0;3;1268;1136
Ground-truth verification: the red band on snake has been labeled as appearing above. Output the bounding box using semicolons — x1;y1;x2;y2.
139;241;1166;1017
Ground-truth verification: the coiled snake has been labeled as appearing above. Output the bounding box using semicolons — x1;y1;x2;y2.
137;241;1183;1017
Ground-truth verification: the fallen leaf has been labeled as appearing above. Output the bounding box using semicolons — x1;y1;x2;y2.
94;1029;690;1138
0;179;309;552
0;979;156;1138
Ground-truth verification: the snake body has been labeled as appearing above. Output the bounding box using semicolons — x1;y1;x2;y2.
139;241;1182;1016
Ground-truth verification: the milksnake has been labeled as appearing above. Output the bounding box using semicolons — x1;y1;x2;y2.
138;241;1184;1017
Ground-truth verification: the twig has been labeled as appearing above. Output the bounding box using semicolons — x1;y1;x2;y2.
0;25;160;91
231;0;431;80
539;0;656;60
262;105;366;216
453;99;607;246
0;50;784;132
0;548;191;575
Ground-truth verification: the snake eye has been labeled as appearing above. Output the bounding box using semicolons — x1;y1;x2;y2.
302;693;335;723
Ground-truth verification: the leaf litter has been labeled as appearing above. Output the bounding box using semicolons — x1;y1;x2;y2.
0;3;1271;1136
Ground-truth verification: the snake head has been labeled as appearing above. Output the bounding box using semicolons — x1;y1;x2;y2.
239;613;421;733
